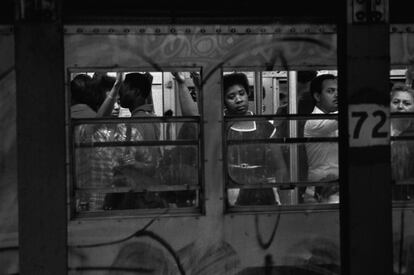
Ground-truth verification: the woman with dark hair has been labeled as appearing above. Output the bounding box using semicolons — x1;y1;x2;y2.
70;73;96;118
174;72;288;205
71;72;122;211
70;72;121;118
222;73;288;205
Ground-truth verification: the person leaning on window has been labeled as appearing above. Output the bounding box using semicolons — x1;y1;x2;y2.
303;74;339;203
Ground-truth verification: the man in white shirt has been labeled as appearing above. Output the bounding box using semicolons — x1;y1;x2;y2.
304;74;338;203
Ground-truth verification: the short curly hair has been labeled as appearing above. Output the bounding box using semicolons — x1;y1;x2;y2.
223;73;250;96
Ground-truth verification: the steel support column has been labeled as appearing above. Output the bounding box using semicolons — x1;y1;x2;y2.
339;0;393;274
15;0;67;274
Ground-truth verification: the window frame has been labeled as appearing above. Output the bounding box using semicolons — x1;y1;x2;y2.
66;67;205;219
221;68;340;213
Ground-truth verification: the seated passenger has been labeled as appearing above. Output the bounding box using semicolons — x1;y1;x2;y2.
103;73;167;210
304;74;338;203
390;84;414;200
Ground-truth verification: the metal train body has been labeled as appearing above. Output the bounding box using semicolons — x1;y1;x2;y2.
1;23;414;274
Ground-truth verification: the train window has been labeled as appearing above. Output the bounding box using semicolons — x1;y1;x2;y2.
223;70;339;209
68;69;202;218
390;68;414;202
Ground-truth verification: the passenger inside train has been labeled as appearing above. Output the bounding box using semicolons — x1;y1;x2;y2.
70;72;122;118
303;74;339;203
71;69;345;214
390;83;414;200
102;72;169;210
71;72;123;211
174;71;289;206
72;71;201;212
223;72;288;205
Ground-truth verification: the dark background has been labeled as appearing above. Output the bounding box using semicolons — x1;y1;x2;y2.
1;0;412;24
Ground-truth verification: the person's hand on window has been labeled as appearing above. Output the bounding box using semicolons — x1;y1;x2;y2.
172;72;186;84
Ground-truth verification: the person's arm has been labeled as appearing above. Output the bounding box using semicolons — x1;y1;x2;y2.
96;72;122;117
172;72;199;116
304;118;338;137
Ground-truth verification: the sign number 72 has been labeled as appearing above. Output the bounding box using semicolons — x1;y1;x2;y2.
351;110;388;139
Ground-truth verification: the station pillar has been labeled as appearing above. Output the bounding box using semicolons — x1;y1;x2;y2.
339;1;393;274
14;0;67;274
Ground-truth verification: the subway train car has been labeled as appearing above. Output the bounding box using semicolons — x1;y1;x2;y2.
1;1;414;274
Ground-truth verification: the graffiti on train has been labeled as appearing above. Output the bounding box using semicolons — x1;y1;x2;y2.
65;29;336;71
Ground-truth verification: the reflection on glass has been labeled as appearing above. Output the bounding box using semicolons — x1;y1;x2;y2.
73;121;199;213
226;141;339;206
391;139;414;201
223;70;339;207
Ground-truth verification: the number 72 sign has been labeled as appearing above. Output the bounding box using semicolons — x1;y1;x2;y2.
349;104;390;147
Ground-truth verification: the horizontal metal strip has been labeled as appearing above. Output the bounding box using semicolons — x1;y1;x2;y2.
393;179;414;185
227;180;338;189
224;113;337;121
226;137;338;145
227;203;339;213
71;116;200;125
76;184;200;193
75;140;199;148
63;24;336;35
391;136;414;141
2;24;414;35
75;206;201;219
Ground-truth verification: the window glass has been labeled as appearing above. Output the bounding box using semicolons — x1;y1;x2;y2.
223;70;339;208
69;70;201;216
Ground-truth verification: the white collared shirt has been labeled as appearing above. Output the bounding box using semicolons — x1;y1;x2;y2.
304;106;338;181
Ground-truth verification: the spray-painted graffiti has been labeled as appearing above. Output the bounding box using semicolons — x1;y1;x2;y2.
4;26;414;275
68;220;240;274
65;31;336;71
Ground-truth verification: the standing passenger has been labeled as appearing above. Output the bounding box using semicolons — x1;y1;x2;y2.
390;84;414;200
304;74;339;203
104;73;165;209
71;72;122;211
223;73;288;205
173;72;288;205
70;73;96;118
118;72;160;171
71;73;121;118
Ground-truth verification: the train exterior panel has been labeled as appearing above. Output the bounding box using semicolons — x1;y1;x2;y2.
2;23;414;274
